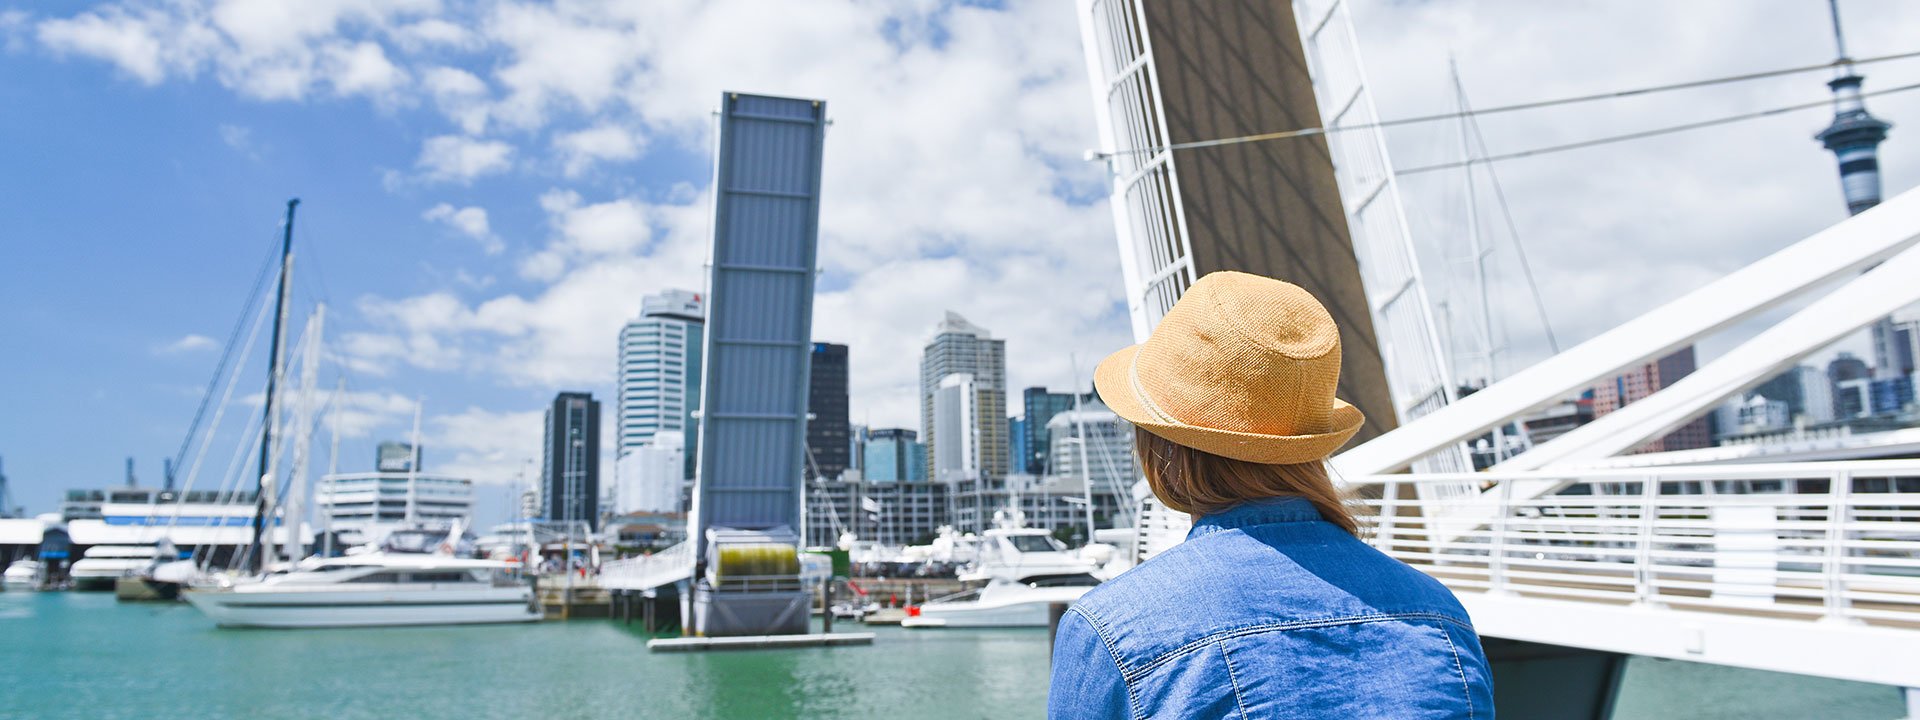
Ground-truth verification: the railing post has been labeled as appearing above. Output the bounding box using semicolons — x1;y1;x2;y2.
1489;477;1513;594
1635;474;1659;607
1378;478;1400;554
1824;470;1853;622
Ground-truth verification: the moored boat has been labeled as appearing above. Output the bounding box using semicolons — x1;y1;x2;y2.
902;526;1102;628
182;552;540;628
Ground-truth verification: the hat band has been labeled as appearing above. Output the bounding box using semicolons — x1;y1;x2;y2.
1128;349;1184;426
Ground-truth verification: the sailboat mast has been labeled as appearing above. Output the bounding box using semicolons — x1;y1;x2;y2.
250;198;298;573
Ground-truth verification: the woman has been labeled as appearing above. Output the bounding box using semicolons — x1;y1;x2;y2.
1049;271;1495;719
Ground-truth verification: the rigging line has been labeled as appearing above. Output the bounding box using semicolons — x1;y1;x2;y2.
170;232;279;480
1396;78;1920;176
1458;72;1561;355
1091;47;1920;158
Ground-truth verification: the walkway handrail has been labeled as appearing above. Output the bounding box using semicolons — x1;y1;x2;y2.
601;541;693;591
1346;460;1920;631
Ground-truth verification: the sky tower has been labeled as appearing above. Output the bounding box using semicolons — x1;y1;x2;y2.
1816;0;1891;215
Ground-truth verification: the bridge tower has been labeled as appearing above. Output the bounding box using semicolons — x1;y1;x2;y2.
685;92;828;637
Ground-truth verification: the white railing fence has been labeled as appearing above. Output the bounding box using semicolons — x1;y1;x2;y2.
1350;461;1920;628
602;540;694;591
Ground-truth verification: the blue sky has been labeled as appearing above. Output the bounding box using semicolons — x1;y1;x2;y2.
0;1;1132;524
4;0;1919;524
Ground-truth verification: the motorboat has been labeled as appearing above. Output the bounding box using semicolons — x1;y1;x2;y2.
902;526;1103;628
69;545;172;591
182;552;540;628
3;559;40;590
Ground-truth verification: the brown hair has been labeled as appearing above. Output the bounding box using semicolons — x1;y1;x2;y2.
1134;426;1358;536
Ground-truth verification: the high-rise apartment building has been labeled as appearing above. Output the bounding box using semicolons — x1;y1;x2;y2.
617;290;704;481
542;392;601;530
1750;365;1837;425
805;342;850;481
931;373;979;482
1019;387;1095;475
1592;348;1712;453
920;313;1007;480
863;428;925;483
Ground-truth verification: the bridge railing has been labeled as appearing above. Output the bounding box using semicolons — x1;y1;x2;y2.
1348;461;1920;628
601;541;693;591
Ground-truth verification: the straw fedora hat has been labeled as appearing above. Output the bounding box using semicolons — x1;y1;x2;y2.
1094;271;1365;465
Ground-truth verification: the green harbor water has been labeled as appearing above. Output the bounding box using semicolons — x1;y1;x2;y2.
0;591;1906;719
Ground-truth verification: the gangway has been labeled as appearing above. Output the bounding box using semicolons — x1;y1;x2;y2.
602;541;693;592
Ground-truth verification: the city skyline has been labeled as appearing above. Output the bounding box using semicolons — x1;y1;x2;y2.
8;1;1920;527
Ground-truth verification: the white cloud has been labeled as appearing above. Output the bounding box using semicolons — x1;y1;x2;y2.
415;134;512;184
422;66;490;134
217;123;257;159
422;202;503;254
429;406;545;487
320;39;405;98
156;334;217;355
552;123;644;177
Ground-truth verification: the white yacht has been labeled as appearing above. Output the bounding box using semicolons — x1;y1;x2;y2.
902;526;1103;629
182;552;540;628
69;545;171;591
3;559;40;590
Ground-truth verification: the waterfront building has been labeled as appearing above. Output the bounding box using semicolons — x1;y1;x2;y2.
919;313;1007;481
1045;400;1138;518
56;486;263;567
1871;376;1916;416
1520;395;1596;446
1020;387;1095;475
1715;395;1793;439
315;471;473;540
542;392;601;531
1752;365;1838;425
1592;348;1713;452
806;342;851;480
848;424;868;475
804;478;949;547
375;441;421;472
864;428;925;483
1872;313;1920;380
617;289;704;482
931;373;980;483
613;431;683;515
1008;416;1028;476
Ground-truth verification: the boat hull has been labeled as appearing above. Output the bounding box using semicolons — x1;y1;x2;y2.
183;586;541;628
902;586;1091;628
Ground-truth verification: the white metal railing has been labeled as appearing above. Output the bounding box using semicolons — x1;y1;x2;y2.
601;540;693;591
1349;461;1920;628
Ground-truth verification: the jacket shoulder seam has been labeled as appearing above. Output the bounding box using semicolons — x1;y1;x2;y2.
1120;612;1476;682
1069;606;1149;720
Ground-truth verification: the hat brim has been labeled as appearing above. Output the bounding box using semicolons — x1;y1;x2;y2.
1094;344;1366;465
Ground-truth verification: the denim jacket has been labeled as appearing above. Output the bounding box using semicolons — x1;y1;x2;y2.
1049;497;1495;719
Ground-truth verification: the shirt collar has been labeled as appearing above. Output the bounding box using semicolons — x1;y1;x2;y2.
1188;496;1324;539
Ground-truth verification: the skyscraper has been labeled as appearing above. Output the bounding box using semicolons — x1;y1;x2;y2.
1008;416;1028;476
920;313;1007;480
805;342;850;481
863;428;925;483
542;391;601;530
617;289;704;481
1020;386;1094;475
931;373;979;482
1591;348;1712;453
